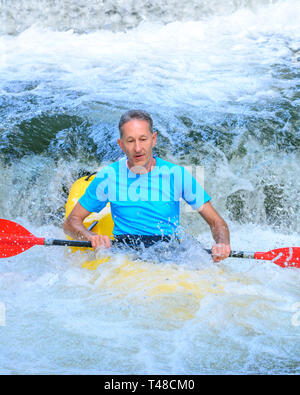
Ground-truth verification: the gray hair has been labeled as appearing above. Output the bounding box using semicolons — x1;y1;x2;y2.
118;109;153;137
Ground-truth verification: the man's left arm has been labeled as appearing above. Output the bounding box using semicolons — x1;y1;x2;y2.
198;201;231;262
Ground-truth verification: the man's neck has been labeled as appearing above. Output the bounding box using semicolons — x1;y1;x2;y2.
127;157;156;174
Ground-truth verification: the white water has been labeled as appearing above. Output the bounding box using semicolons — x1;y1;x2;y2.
1;1;299;108
0;222;299;374
0;0;300;374
0;0;283;34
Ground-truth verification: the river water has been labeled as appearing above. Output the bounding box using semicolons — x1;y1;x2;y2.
0;0;299;374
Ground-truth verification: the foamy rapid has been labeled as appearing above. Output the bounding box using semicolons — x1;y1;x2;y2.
0;0;299;375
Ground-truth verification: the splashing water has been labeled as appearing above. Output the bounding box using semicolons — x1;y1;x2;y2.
0;0;299;374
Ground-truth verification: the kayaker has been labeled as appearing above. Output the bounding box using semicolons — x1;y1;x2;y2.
63;109;231;262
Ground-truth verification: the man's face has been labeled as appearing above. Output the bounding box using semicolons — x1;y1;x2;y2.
118;119;157;172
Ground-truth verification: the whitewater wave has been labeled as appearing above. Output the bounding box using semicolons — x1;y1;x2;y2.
0;0;284;34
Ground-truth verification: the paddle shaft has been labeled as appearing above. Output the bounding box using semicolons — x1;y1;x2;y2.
44;238;92;248
204;248;254;259
45;238;254;259
0;232;287;261
45;237;241;251
44;241;299;267
88;220;255;259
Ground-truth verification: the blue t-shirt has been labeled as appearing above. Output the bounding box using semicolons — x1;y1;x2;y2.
79;157;211;236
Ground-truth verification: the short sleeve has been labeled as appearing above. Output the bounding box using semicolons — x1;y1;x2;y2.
79;172;109;213
181;166;211;210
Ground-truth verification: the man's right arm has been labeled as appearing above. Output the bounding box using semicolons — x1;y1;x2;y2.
63;201;111;249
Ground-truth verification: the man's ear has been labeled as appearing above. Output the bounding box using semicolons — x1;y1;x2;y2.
117;138;125;152
152;131;158;147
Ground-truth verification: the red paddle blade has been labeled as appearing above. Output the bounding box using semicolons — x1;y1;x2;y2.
0;219;44;258
255;247;300;268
